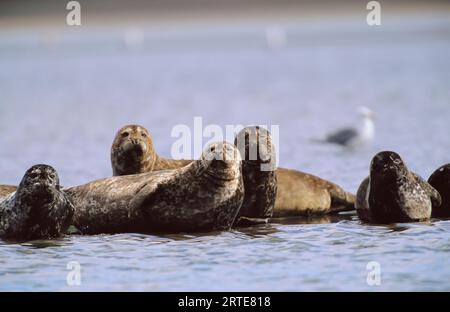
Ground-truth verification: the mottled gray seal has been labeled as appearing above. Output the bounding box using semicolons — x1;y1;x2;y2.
111;125;355;217
428;164;450;217
0;165;74;240
356;151;441;223
67;142;244;234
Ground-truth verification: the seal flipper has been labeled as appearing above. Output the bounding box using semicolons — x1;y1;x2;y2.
329;188;356;213
234;217;269;227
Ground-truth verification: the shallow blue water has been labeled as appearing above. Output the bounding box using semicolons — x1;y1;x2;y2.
1;17;450;291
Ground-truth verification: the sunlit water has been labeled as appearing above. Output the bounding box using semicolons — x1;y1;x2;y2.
1;17;450;291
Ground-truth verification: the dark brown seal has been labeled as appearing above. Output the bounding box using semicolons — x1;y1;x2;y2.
0;165;74;240
356;151;441;223
67;142;244;234
111;125;355;217
428;163;450;217
233;126;277;224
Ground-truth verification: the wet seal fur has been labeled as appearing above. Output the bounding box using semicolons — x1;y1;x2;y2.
428;163;450;217
233;126;277;224
67;142;244;234
356;151;441;223
0;165;74;240
111;125;355;217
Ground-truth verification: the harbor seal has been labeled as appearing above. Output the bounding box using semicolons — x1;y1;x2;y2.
111;125;355;217
428;164;450;217
111;125;191;175
66;142;244;234
0;165;74;240
356;151;441;223
234;126;277;220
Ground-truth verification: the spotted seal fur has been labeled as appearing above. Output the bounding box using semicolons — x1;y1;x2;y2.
0;165;74;240
356;151;441;223
66;142;244;234
111;125;355;217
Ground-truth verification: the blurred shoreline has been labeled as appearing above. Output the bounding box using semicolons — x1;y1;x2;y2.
1;0;450;31
1;0;450;53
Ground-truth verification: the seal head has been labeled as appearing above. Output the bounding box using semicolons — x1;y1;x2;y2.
111;124;156;175
0;165;74;240
197;141;242;182
428;164;450;217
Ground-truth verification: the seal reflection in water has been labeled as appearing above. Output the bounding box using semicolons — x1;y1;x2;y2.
356;151;441;224
0;165;74;240
67;142;244;234
428;164;450;217
111;125;355;217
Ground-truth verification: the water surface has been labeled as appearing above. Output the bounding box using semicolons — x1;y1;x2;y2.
1;17;450;291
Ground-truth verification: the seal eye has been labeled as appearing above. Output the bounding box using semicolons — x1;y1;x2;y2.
122;132;129;138
141;132;147;138
29;172;38;179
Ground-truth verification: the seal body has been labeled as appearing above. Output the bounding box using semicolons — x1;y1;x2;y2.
0;185;17;200
356;151;440;223
274;168;354;216
428;164;450;217
67;142;244;234
0;165;74;240
111;125;355;217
